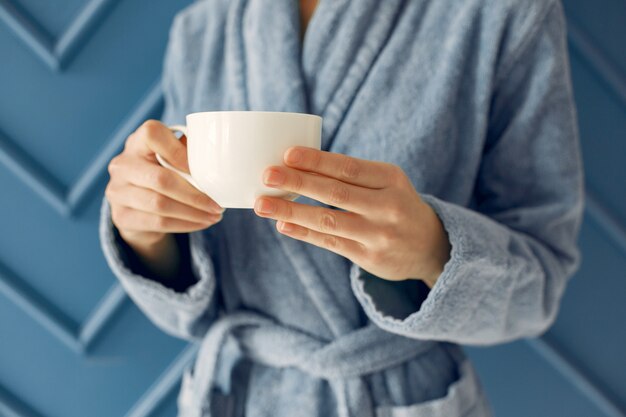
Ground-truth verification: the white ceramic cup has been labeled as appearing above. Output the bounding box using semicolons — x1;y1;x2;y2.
156;111;322;209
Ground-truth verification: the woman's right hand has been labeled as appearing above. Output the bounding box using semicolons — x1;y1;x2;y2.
105;119;224;253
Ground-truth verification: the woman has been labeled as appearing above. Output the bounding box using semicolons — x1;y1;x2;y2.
100;0;583;416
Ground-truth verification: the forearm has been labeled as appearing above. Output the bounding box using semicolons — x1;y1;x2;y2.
120;232;181;281
100;199;218;340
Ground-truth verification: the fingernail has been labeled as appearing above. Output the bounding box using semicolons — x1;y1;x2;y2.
254;198;275;215
263;169;285;187
285;148;302;164
278;221;294;233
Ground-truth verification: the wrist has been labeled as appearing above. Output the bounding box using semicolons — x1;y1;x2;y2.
118;230;181;280
415;200;451;288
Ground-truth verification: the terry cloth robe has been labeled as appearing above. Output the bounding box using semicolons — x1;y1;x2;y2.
99;0;584;416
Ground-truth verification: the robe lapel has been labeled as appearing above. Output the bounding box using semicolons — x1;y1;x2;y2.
226;0;406;150
303;0;406;150
224;0;407;336
226;0;309;113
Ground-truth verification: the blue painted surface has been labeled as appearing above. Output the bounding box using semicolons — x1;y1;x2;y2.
0;0;192;416
466;2;626;416
0;1;624;416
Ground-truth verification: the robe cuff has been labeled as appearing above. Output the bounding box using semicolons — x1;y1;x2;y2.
350;193;480;342
99;198;217;336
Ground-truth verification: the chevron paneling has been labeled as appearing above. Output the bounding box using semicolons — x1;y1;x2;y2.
0;0;193;416
0;0;624;416
0;81;163;218
0;0;119;70
0;81;162;355
0;344;198;417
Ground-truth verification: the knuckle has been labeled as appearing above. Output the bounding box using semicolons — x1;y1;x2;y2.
151;169;170;189
388;164;406;186
108;156;121;175
193;193;208;207
124;133;137;150
154;215;169;230
138;119;163;139
172;145;187;164
328;182;350;205
310;150;323;170
368;249;386;265
377;228;397;249
151;194;169;212
282;201;294;220
387;205;403;223
292;172;305;192
341;158;361;180
111;206;127;227
322;235;339;250
104;184;115;202
355;242;368;260
319;210;337;233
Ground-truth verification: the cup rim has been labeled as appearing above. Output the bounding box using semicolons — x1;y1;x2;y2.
186;110;322;121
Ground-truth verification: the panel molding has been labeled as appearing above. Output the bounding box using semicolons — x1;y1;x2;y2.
586;189;626;257
0;257;127;354
0;81;164;218
0;382;43;417
528;338;626;417
567;17;626;109
0;0;120;70
0;344;198;417
0;5;624;417
0;82;163;354
124;344;198;417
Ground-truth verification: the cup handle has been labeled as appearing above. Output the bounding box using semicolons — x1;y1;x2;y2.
155;124;203;191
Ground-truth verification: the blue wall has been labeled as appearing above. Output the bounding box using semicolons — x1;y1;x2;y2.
465;1;626;416
0;1;624;416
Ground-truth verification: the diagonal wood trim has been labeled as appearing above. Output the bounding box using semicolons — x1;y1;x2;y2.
0;83;160;353
0;0;119;70
67;82;164;215
0;256;128;354
0;127;68;216
567;18;626;109
0;259;81;352
0;245;129;352
0;81;163;219
0;344;197;417
527;338;626;417
586;189;626;257
79;283;127;351
0;383;44;417
0;0;56;69
124;344;198;417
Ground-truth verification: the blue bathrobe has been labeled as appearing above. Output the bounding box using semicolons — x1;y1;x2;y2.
99;0;583;416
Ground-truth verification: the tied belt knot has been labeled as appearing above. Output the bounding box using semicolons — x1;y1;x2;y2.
178;312;437;417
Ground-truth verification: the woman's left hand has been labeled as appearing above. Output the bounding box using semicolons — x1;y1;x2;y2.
253;147;451;288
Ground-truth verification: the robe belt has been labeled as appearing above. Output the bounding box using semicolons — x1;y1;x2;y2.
178;312;438;417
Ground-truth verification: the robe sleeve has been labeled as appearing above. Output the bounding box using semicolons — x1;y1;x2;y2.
98;13;219;342
350;1;584;345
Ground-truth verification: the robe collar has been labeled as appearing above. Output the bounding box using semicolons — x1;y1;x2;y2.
225;0;405;151
223;0;406;336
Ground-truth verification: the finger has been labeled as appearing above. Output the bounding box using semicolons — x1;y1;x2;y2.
262;166;375;214
129;119;189;172
254;197;370;243
108;184;220;224
112;206;218;233
111;155;223;213
283;147;398;189
275;220;365;262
